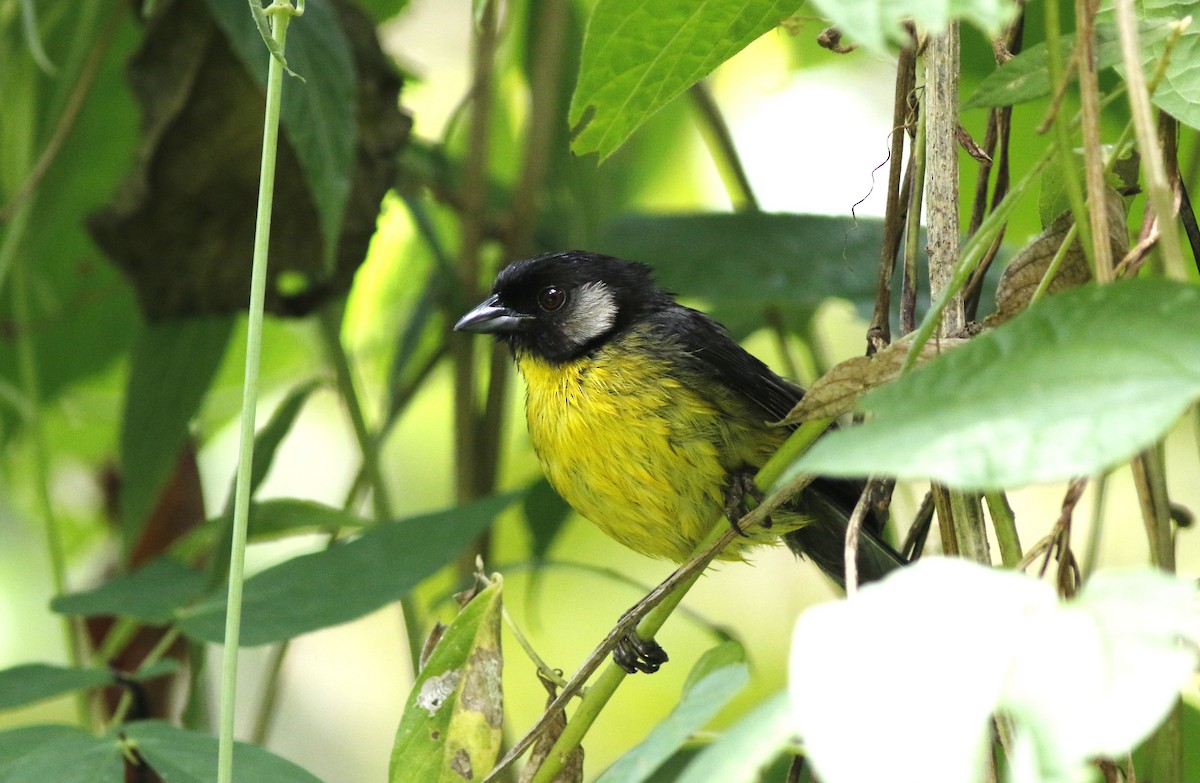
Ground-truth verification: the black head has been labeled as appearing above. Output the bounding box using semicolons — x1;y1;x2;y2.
454;251;666;363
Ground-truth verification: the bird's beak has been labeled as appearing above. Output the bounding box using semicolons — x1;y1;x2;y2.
454;294;532;334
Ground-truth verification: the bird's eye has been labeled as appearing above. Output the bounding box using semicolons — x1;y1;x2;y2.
537;285;567;312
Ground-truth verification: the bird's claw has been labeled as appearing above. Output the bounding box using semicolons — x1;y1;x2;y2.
724;468;770;536
613;633;669;674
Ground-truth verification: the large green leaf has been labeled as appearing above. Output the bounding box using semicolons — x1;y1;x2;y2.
177;493;517;645
1098;0;1200;130
389;579;504;783
51;557;208;624
569;0;801;159
598;642;749;783
204;0;356;268
123;720;325;783
790;279;1200;489
808;0;1018;55
120;316;234;553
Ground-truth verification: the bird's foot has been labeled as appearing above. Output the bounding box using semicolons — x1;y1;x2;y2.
724;468;770;536
612;632;669;674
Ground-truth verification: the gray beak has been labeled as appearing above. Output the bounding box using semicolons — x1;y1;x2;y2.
454;294;532;334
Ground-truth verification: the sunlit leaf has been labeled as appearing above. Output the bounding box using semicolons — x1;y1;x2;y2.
570;0;801;159
791;279;1200;489
598;642;749;783
808;0;1017;56
389;579;504;783
178;493;517;645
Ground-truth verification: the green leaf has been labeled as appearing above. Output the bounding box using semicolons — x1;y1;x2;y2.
51;557;208;624
807;0;1017;56
675;692;794;783
598;641;749;783
120;316;234;553
596;213;900;337
0;665;111;711
1098;0;1200;130
1133;701;1200;780
178;493;518;645
204;0;356;268
569;0;802;159
963;24;1174;110
123;720;325;783
389;579;504;783
0;726;121;783
790;279;1200;489
523;478;572;562
247;498;369;540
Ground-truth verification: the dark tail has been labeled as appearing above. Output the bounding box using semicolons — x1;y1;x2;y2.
783;478;907;588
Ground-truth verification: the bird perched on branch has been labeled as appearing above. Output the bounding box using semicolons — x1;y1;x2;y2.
456;251;905;672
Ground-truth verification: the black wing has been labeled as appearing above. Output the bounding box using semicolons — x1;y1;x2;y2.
653;304;802;423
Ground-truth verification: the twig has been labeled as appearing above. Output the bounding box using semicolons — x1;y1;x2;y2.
1114;0;1189;278
690;81;760;213
843;481;875;595
869;44;917;354
1076;0;1114;281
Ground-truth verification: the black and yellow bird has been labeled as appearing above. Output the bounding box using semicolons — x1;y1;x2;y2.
455;251;905;670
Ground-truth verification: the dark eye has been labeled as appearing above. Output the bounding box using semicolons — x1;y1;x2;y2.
537;285;567;312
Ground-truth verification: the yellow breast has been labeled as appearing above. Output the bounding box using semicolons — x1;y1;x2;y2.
515;332;785;562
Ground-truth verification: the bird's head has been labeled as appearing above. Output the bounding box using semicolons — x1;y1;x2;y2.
454;251;662;363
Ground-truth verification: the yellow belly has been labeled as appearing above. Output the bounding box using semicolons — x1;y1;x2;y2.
515;338;786;562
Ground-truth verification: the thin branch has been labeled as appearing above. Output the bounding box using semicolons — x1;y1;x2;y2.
1077;0;1114;281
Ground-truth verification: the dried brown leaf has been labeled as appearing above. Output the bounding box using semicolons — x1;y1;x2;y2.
782;338;968;425
984;189;1127;327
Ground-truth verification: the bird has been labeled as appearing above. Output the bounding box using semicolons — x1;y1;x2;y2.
455;251;906;672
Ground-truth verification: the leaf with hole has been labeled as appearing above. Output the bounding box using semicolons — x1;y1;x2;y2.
389;578;504;783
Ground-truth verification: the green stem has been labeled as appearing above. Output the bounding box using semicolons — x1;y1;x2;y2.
985;490;1022;567
108;626;182;728
689;81;760;213
7;202;87;725
217;5;296;782
1081;471;1109;579
1043;0;1098;273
